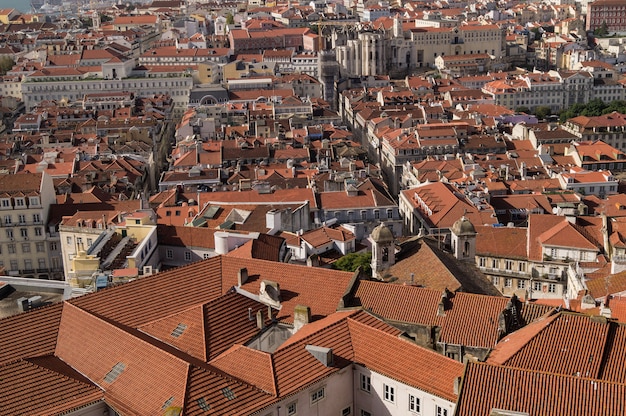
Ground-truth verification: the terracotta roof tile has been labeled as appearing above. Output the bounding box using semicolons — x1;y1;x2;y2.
183;365;274;416
488;312;609;379
210;345;276;395
354;281;551;349
0;356;103;416
475;225;528;259
223;257;356;324
0;303;63;365
55;303;189;415
349;318;463;402
70;257;225;327
456;361;626;416
138;305;208;361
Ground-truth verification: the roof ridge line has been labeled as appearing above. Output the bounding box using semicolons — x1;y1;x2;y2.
473;359;626;385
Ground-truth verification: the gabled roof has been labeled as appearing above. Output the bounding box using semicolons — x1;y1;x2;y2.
352;280;551;349
486;311;626;383
0;356;103;415
456;361;626;416
476;225;528;259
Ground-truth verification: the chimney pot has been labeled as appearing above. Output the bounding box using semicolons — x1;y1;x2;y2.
453;376;462;395
293;304;311;332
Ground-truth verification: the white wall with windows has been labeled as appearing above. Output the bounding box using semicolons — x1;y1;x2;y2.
353;366;455;416
254;367;353;416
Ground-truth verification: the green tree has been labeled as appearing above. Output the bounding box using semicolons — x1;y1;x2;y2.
334;252;372;275
226;13;235;25
0;57;14;76
515;106;531;114
534;106;552;120
594;21;609;37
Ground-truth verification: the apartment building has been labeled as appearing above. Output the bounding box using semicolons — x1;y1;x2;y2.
475;214;603;300
0;172;61;280
586;0;626;32
21;65;193;114
562;111;626;149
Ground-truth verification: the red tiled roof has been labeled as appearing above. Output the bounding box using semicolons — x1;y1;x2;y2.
487;312;610;379
456;361;626;416
349;318;463;402
354;281;551;348
0;356;103;415
0;303;63;365
55;303;189;415
210;345;276;395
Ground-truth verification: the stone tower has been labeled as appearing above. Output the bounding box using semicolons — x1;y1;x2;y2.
370;222;395;277
450;216;476;261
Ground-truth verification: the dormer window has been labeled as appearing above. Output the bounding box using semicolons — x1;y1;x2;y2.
1;199;10;208
14;198;24;207
29;197;40;206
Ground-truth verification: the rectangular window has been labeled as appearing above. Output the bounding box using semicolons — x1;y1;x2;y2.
436;406;448;416
166;249;173;259
33;213;41;223
479;257;486;267
409;394;420;413
505;260;513;269
50;242;57;251
491;258;497;268
492;276;499;285
533;281;541;291
34;228;42;236
36;242;45;252
360;374;371;393
374;210;380;219
383;384;395;403
10;259;17;270
287;402;297;415
185;251;192;261
1;199;9;207
20;228;27;238
310;387;324;404
22;243;30;253
29;197;39;206
18;214;25;224
518;262;526;272
38;258;46;269
8;243;15;254
15;198;24;207
6;229;13;239
387;209;393;219
505;278;512;288
66;236;72;245
4;215;11;225
517;280;525;289
342;407;351;416
548;283;556;293
361;411;371;416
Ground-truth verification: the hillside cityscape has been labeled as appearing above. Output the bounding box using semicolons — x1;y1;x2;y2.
1;0;626;414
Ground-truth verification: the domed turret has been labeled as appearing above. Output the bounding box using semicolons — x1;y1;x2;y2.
371;222;394;243
370;223;395;278
450;216;476;261
451;216;476;236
